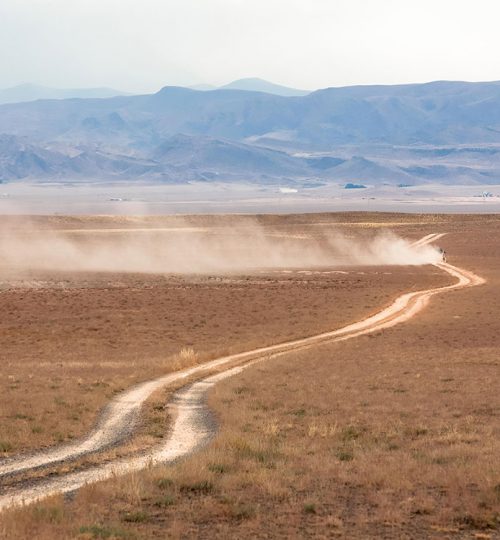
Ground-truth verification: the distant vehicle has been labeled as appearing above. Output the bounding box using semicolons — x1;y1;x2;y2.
438;247;447;262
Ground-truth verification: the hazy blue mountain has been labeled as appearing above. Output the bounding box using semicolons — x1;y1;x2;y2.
0;134;164;181
2;81;500;146
0;83;128;105
219;78;310;97
0;133;316;183
189;83;217;91
152;134;308;176
1;80;500;184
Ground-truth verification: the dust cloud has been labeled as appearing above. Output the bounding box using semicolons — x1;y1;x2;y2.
0;220;441;274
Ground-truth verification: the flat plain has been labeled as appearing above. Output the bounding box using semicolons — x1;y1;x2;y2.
0;212;498;539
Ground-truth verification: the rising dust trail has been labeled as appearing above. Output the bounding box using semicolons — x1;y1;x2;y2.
0;222;442;274
0;234;484;511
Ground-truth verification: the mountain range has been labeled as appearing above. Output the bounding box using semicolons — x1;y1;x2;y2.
1;80;500;185
0;84;129;105
0;78;308;105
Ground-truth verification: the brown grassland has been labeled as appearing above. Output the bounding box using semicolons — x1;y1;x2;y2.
0;213;499;539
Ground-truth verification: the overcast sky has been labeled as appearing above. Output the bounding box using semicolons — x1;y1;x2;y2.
1;0;499;93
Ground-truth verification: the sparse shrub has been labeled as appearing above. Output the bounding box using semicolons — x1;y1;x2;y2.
121;473;145;504
411;507;431;516
78;524;132;538
304;503;317;514
157;477;174;490
208;462;229;474
32;505;64;524
405;426;429;439
230;502;256;520
153;495;176;507
229;437;280;466
54;396;67;406
13;413;33;420
148;427;164;439
121;511;149;523
0;440;12;453
457;512;498;530
336;450;354;462
178;347;198;364
54;432;66;443
179;480;214;494
431;455;451;465
340;425;364;441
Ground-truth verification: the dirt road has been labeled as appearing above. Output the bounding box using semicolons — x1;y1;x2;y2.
0;233;484;511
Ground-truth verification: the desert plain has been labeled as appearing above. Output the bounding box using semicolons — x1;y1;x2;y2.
0;212;498;539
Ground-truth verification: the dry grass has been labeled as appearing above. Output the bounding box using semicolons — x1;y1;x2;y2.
0;213;499;539
0;215;447;454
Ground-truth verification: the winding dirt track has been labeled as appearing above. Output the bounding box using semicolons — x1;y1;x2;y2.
0;233;485;512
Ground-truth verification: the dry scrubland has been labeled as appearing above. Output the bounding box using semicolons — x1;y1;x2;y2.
0;213;444;454
0;213;499;539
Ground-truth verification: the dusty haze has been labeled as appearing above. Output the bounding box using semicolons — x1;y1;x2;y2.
0;220;441;275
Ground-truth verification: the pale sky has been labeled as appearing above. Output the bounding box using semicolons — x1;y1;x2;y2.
1;0;499;93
